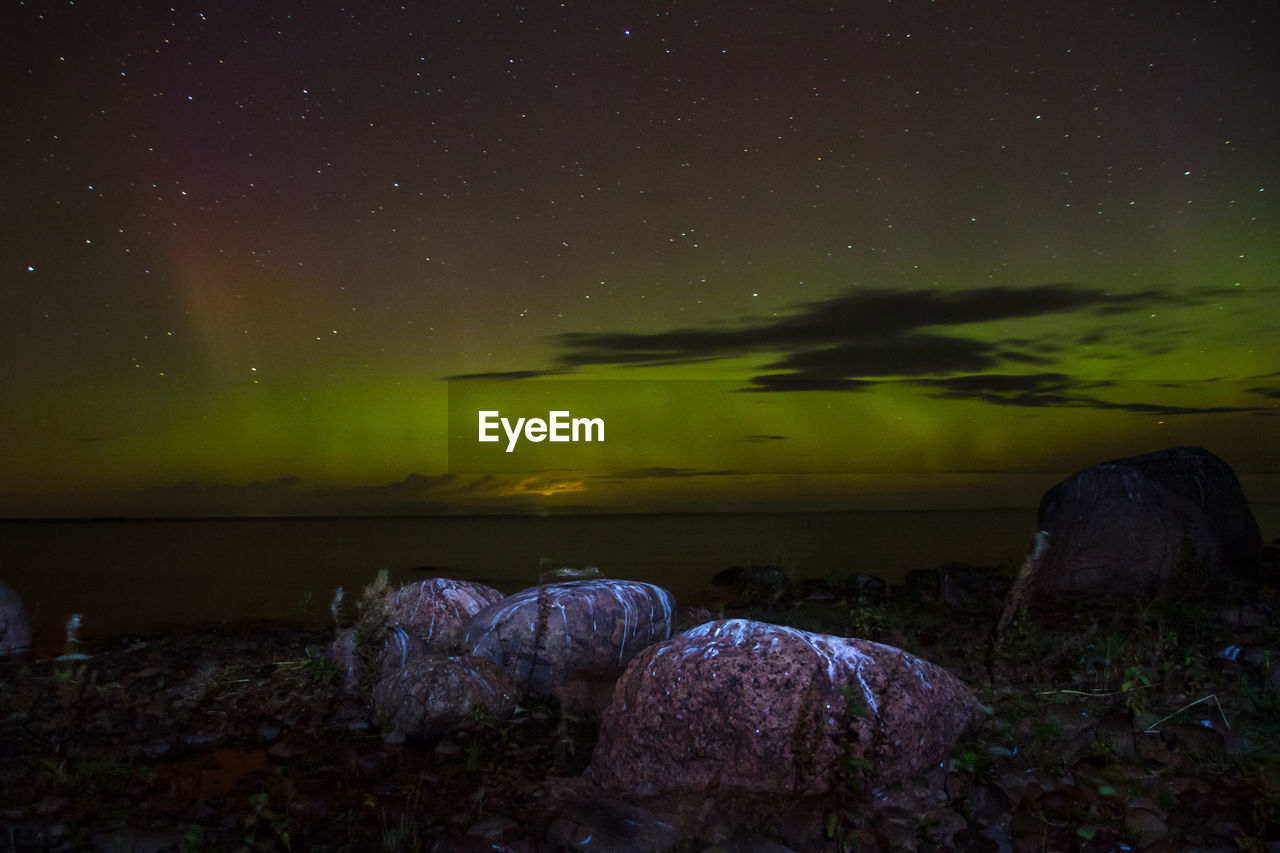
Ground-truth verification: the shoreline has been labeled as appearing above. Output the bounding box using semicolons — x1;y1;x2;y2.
2;567;1276;850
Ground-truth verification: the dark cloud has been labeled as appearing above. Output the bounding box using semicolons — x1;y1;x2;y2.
447;369;569;381
600;467;745;479
762;334;1001;378
141;476;307;496
1002;336;1064;355
447;283;1252;414
919;373;1264;414
552;283;1121;369
548;284;1225;378
744;434;789;443
746;375;878;393
1077;330;1109;346
349;473;458;497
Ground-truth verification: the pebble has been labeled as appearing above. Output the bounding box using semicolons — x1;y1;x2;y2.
466;816;520;842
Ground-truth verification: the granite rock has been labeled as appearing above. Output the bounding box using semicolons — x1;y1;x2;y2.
590;619;980;797
465;580;676;702
372;653;516;736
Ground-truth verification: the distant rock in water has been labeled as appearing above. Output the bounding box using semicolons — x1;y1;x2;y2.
538;563;603;583
936;560;1003;607
711;564;790;606
836;572;890;601
590;619;979;798
465;580;675;705
1030;446;1263;605
0;581;32;654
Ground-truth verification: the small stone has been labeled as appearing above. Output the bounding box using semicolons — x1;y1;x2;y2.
546;798;681;853
34;794;69;816
291;797;329;819
466;816;520;842
702;842;797;853
356;751;387;777
875;814;917;850
267;735;311;762
977;824;1014;853
142;739;173;760
925;808;969;848
964;782;1014;828
186;802;216;821
1125;805;1169;844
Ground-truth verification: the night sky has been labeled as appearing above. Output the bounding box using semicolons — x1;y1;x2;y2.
3;0;1277;517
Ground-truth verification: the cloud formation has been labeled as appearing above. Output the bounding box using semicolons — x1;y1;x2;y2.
916;373;1260;414
451;283;1264;415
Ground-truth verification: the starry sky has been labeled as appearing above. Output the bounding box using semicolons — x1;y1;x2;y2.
2;0;1277;518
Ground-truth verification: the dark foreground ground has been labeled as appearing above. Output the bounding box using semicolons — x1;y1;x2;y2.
1;573;1278;852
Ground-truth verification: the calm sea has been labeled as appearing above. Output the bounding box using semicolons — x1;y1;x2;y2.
3;506;1275;655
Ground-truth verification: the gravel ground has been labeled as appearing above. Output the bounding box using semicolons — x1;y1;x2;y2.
1;577;1278;852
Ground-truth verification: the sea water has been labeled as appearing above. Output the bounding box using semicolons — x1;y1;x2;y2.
2;505;1274;654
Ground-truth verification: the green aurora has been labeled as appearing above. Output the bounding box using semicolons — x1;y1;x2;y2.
1;1;1276;517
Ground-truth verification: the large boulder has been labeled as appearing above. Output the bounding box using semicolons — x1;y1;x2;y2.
382;578;506;654
372;653;516;736
465;580;676;703
1032;446;1263;604
0;581;32;654
589;619;980;798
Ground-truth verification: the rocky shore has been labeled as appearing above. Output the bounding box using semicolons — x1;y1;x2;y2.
1;446;1276;851
1;562;1277;852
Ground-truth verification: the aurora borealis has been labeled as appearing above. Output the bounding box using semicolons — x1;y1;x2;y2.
2;0;1277;517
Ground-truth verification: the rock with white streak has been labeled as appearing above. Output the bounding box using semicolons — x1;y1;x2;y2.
382;578;506;654
464;580;676;702
372;653;516;736
590;619;980;797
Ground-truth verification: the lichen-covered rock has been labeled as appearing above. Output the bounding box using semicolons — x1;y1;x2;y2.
372;653;516;736
0;581;32;654
382;578;506;653
464;580;675;699
590;619;980;798
1031;446;1263;604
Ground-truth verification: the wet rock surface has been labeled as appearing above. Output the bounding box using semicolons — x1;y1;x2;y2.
0;563;1276;851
